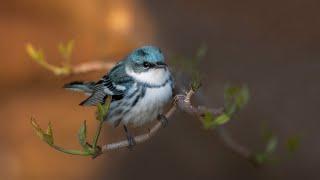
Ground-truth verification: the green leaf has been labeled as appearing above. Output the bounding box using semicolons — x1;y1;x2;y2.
26;44;45;62
96;104;105;121
260;125;278;155
265;136;278;154
224;85;239;114
254;152;268;164
25;43;72;75
212;114;231;127
78;120;87;148
203;112;214;129
46;122;54;145
58;40;74;60
30;118;95;157
203;112;231;129
286;135;301;153
43;134;54;146
96;96;111;121
235;85;250;109
46;122;53;137
225;103;237;116
26;44;38;60
31;118;45;140
31;118;54;146
224;85;250;115
191;74;201;91
66;40;74;55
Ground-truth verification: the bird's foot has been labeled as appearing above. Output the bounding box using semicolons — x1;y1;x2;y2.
157;114;168;128
123;125;136;150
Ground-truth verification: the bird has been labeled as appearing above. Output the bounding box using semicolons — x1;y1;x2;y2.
64;45;174;146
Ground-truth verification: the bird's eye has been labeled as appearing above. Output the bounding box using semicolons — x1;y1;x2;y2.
143;62;151;68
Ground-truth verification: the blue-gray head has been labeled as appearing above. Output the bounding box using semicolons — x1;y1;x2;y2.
124;45;171;85
126;45;167;73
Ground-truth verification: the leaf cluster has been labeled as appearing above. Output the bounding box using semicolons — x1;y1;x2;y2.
202;85;250;129
26;40;74;75
31;96;111;158
252;125;301;165
170;44;207;91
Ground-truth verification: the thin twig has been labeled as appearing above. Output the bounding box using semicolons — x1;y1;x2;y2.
92;119;104;150
51;145;92;156
216;127;252;158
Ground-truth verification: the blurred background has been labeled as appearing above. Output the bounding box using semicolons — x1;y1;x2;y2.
0;0;319;179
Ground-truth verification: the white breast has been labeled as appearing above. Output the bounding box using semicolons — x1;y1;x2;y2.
122;82;172;127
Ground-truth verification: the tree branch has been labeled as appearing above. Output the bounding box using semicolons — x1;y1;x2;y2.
71;61;114;75
101;87;255;166
27;43;276;166
29;58;258;164
215;127;253;160
65;61;256;163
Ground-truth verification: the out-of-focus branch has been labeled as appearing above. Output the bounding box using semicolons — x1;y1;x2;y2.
71;61;114;74
215;127;254;162
26;43;115;76
176;89;256;165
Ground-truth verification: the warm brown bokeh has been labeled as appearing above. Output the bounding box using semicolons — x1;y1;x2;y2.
1;0;320;179
0;0;156;179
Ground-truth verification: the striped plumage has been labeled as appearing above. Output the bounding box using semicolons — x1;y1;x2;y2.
64;46;174;127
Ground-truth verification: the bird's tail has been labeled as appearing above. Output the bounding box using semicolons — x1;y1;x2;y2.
63;81;96;94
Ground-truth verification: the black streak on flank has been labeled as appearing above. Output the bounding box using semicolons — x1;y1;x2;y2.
128;87;140;99
111;95;124;102
113;109;123;116
131;87;146;107
131;94;140;107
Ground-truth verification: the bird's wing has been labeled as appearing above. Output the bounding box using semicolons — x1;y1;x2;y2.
80;61;133;106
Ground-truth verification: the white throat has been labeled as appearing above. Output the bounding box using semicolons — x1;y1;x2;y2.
125;66;170;85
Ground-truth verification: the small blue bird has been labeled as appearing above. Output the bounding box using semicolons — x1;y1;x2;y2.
64;45;174;145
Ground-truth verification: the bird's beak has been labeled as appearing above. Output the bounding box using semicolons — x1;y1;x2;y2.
156;62;167;69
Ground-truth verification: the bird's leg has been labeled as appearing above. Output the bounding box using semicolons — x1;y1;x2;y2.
157;114;168;128
123;125;136;150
